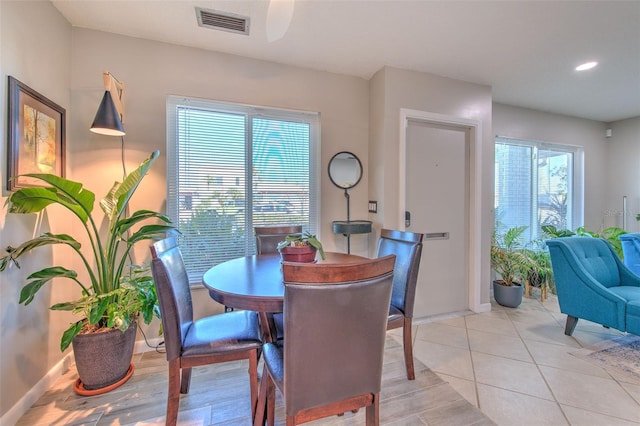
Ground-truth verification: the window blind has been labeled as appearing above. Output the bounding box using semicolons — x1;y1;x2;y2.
167;96;321;284
495;136;583;244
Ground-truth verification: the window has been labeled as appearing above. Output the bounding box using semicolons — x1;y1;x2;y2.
494;136;583;244
167;96;321;283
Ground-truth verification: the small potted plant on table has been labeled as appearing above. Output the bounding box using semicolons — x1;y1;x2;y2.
277;232;325;263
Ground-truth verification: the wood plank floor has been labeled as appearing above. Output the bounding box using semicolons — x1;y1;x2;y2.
16;337;494;425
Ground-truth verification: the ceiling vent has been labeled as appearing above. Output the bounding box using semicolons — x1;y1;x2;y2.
196;7;250;35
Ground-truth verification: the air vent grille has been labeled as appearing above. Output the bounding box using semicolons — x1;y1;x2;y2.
196;7;250;35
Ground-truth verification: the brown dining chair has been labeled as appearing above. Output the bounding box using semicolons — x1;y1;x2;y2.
254;254;396;426
376;228;424;380
255;225;303;255
150;236;263;426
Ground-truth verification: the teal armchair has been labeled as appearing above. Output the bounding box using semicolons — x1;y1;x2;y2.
620;233;640;276
546;237;640;336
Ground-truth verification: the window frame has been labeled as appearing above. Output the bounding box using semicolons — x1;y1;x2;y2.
494;136;584;243
166;95;322;284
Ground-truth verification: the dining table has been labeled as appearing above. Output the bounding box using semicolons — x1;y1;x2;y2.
202;251;368;342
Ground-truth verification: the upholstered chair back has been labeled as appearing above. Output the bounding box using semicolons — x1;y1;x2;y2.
281;255;395;417
150;236;194;361
255;225;303;254
376;229;423;317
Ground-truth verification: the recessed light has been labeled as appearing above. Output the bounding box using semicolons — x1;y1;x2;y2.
575;61;598;71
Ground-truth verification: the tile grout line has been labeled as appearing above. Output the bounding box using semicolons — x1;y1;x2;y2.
461;314;484;411
514;299;574;426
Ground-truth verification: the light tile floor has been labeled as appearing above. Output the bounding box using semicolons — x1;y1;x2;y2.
392;292;640;425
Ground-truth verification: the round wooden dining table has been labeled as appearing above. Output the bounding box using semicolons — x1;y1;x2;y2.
202;251;367;341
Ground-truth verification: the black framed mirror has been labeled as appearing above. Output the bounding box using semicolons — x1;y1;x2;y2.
328;151;363;190
328;151;371;254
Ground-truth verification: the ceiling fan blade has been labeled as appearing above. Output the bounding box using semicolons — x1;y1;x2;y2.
266;0;295;42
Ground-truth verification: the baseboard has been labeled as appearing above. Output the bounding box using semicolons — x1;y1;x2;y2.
0;352;74;426
414;309;476;325
134;336;165;354
475;302;492;313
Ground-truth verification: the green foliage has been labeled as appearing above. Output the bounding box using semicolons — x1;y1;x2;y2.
0;151;175;351
491;226;531;286
522;246;556;294
541;225;627;259
178;206;246;268
277;232;325;260
540;225;574;238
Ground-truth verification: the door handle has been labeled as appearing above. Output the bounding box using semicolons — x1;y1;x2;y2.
405;211;411;228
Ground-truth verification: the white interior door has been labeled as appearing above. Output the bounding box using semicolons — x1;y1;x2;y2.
406;120;469;318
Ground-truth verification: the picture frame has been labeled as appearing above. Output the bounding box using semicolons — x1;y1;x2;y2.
7;76;66;191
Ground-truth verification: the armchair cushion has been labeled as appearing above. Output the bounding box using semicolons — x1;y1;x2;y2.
609;286;640;303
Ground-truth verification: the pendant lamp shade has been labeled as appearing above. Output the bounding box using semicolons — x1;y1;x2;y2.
90;90;125;136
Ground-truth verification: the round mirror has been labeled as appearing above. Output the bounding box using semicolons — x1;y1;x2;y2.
328;151;363;189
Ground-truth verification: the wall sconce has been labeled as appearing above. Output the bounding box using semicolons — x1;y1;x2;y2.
90;72;125;136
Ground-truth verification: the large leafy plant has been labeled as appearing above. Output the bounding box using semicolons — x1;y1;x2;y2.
0;150;174;351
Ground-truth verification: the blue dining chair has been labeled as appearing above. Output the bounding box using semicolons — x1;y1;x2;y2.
254;255;396;425
376;229;424;380
150;236;263;425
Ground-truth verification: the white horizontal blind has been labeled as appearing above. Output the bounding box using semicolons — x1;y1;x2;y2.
167;96;320;284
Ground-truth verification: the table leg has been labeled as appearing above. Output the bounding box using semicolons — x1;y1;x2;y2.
258;312;276;343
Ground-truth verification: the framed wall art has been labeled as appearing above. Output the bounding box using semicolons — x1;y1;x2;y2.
7;76;66;191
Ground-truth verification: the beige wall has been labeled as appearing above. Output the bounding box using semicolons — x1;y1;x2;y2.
605;117;640;232
69;29;371;322
369;66;494;305
0;0;75;418
493;103;611;232
70;28;371;261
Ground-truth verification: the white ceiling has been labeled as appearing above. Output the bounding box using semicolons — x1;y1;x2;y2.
52;0;640;123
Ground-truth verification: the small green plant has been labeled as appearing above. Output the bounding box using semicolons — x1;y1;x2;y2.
277;231;325;260
522;245;556;295
491;226;530;286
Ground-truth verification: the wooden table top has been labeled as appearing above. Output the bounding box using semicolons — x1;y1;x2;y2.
202;252;367;313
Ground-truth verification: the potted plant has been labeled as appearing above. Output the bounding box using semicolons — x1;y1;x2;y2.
0;150;174;394
277;232;325;262
490;225;529;307
522;246;554;301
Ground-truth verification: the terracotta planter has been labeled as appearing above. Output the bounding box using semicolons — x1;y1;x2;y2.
72;321;137;393
280;245;317;263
